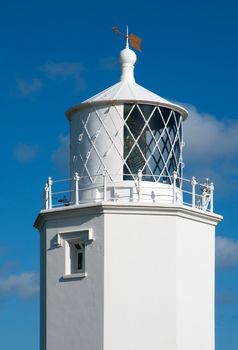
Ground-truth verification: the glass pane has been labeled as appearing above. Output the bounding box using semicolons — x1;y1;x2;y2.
123;162;134;180
149;108;164;133
159;106;171;121
139;105;154;120
124;104;134;120
148;147;162;176
167;112;177;144
124;127;134;160
126;105;144;138
126;144;145;176
78;252;83;270
175;112;181;125
124;104;182;183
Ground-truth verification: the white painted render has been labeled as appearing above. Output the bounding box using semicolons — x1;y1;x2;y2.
103;208;177;350
38;208;104;350
176;217;215;350
70;104;124;189
103;205;218;350
35;203;222;350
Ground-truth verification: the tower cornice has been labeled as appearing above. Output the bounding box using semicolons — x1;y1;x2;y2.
34;202;223;232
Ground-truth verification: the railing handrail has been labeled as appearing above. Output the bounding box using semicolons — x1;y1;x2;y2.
42;171;214;213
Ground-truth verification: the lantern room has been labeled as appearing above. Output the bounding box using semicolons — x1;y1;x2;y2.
66;44;188;203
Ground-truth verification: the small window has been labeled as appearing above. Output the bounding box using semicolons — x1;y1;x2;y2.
58;229;94;280
78;251;83;270
69;240;85;274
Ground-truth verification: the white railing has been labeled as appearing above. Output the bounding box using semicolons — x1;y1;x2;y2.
43;171;214;213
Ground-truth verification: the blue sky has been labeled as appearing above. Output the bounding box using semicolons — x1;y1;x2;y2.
0;0;238;349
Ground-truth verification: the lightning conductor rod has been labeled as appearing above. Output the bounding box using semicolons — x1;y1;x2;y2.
126;25;129;48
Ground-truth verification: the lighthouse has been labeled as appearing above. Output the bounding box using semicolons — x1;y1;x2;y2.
34;32;222;350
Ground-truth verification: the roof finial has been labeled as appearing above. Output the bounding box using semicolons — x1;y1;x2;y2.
112;26;143;82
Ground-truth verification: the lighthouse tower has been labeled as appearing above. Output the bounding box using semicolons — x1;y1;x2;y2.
34;35;222;350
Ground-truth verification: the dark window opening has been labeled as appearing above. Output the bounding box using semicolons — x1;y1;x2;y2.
78;252;83;270
69;241;85;274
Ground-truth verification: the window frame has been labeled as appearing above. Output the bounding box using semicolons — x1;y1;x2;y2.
65;239;86;276
56;228;94;280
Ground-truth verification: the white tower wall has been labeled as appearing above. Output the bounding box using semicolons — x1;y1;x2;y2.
39;209;104;350
176;217;215;350
103;205;218;350
103;206;176;350
36;204;220;350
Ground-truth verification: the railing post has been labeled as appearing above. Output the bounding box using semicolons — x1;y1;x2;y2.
48;177;53;209
191;176;197;208
201;178;210;211
138;169;142;202
210;182;214;213
44;184;49;210
173;171;177;204
74;172;79;205
103;169;107;201
201;187;205;210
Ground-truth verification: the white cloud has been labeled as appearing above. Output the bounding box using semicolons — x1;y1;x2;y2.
177;103;238;193
41;61;86;90
183;104;238;162
216;236;238;268
14;143;39;163
51;134;69;172
0;272;39;298
99;56;117;71
16;77;42;96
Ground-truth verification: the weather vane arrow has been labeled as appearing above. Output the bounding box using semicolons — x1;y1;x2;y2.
112;26;142;52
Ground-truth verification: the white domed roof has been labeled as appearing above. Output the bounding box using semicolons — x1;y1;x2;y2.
67;47;188;120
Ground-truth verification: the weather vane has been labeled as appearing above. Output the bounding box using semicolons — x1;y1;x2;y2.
112;25;142;52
